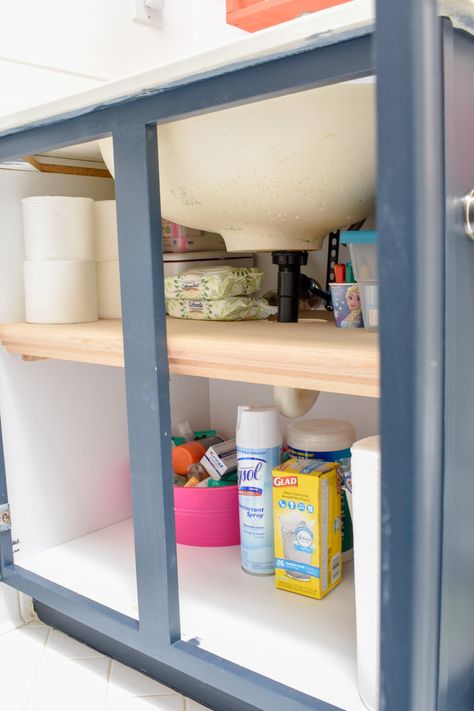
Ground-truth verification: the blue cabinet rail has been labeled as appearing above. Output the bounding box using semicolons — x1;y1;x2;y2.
0;2;473;710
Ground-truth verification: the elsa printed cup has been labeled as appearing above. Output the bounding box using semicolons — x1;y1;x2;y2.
329;283;364;328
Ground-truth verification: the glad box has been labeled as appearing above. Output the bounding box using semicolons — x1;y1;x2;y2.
272;458;342;599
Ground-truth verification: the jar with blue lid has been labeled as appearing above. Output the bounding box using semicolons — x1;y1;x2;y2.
287;419;355;561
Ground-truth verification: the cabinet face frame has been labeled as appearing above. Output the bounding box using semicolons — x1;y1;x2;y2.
0;31;376;711
0;7;471;711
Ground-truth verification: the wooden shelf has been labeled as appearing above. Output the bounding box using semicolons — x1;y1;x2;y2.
0;315;379;397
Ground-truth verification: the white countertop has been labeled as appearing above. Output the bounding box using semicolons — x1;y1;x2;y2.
0;1;375;136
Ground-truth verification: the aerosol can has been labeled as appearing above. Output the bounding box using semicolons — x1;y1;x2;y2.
236;406;282;575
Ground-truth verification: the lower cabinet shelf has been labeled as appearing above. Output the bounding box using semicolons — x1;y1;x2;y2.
19;518;366;710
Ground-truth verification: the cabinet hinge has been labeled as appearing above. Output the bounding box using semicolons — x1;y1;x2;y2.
0;504;11;532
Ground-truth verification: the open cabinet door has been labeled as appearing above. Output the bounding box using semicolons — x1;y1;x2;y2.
438;20;474;711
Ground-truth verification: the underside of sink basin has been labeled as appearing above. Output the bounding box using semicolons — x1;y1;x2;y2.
99;81;376;252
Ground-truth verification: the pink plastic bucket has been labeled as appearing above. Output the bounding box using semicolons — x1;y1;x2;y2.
174;484;240;547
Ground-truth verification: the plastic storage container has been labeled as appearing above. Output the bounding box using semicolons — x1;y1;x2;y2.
286;418;356;561
351;435;381;711
359;281;379;331
342;230;378;281
342;230;379;331
174;485;239;547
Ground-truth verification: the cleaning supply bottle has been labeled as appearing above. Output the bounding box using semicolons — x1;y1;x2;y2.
287;418;356;562
236;406;282;575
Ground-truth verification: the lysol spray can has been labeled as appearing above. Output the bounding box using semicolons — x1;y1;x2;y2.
236;406;282;575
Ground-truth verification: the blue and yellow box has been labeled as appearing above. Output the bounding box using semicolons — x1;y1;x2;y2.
272;458;342;599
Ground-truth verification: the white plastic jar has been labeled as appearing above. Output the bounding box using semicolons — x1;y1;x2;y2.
287;419;356;561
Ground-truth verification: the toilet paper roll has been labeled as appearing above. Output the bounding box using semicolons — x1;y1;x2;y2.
97;260;122;318
94;200;119;262
24;260;98;324
22;196;94;261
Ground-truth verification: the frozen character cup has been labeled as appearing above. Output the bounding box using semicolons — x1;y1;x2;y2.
329;283;364;328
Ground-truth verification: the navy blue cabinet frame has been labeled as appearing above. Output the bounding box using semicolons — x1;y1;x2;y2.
0;2;473;709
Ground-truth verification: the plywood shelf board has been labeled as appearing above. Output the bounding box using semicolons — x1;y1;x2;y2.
19;518;366;710
0;318;379;397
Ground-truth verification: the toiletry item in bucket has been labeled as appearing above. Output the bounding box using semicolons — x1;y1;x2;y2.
329;282;364;328
236;406;282;575
287;419;356;562
172;435;223;475
272;458;342;599
201;439;237;480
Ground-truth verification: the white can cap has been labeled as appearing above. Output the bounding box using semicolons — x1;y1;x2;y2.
236;406;282;449
287;419;355;453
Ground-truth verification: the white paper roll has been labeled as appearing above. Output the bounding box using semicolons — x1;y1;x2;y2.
351;436;381;711
97;260;121;318
94;200;119;262
24;260;98;324
22;196;94;261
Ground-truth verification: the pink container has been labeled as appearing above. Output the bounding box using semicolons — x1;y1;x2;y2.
174;484;240;547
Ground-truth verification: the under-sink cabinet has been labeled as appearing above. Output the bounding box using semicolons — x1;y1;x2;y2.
0;5;473;711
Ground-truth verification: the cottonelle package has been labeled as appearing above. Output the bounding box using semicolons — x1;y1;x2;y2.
272;458;342;599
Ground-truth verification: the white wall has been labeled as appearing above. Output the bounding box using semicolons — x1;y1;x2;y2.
0;0;245;117
0;0;236;79
210;380;379;442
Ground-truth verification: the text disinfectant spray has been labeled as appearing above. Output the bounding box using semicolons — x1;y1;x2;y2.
236;406;282;575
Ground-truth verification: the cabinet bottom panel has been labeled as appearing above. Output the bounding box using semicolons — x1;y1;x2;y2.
24;518;364;709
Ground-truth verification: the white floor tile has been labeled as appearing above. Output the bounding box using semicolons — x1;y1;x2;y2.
45;628;105;659
25;655;110;711
0;584;22;634
104;695;185;710
108;660;177;698
0;622;204;711
0;626;49;709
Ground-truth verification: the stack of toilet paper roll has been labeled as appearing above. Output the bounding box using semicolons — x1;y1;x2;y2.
94;200;122;318
22;196;98;324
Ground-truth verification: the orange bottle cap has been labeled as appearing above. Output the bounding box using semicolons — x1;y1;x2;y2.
172;441;206;475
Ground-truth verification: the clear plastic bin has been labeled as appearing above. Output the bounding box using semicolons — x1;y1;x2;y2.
342;230;378;281
359;281;379;331
342;231;378;330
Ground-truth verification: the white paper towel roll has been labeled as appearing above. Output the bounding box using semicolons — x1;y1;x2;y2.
97;260;121;318
94;200;119;262
351;435;381;711
22;196;94;261
24;260;98;324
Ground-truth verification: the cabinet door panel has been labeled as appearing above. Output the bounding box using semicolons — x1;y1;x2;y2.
439;22;474;711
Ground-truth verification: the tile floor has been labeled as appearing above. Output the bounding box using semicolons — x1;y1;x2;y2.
0;621;209;711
